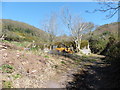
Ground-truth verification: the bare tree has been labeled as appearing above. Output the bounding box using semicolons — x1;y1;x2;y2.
42;13;58;43
72;17;94;51
86;1;120;19
61;7;94;52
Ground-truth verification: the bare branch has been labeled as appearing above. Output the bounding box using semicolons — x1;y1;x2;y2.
86;1;120;19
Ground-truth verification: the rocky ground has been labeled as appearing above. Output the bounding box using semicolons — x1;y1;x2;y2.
0;41;109;89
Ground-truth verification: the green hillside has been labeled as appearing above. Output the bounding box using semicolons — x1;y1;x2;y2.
93;22;118;37
1;19;119;53
1;19;48;42
88;22;119;54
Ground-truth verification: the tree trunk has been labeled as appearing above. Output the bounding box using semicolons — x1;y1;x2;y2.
76;34;82;52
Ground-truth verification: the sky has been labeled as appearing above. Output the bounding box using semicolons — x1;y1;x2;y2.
1;0;104;2
2;2;118;35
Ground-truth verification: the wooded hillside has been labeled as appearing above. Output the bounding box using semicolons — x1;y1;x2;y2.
1;19;49;42
85;22;119;54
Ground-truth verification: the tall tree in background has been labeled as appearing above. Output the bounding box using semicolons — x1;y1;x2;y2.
61;7;94;51
42;13;58;43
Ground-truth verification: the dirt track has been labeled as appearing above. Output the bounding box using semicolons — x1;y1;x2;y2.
1;42;109;89
66;55;109;89
45;54;108;89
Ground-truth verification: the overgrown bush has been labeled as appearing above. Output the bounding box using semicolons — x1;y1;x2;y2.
103;40;120;88
80;40;88;49
89;39;107;54
54;40;89;50
105;40;120;65
53;41;76;50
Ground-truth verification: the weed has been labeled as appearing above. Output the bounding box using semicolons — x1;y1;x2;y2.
82;55;88;58
2;81;13;88
12;74;21;79
75;60;81;63
0;64;14;73
61;61;66;64
52;65;58;69
2;40;10;43
90;59;97;62
44;55;49;58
